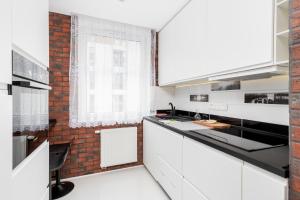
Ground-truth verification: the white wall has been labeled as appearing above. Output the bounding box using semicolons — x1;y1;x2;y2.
155;76;289;125
151;86;175;111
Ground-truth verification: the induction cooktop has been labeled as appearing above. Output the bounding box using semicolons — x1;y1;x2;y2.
190;127;287;152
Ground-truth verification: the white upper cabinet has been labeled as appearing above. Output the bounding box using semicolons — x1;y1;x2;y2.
159;0;275;86
207;0;274;74
0;0;12;84
12;0;49;67
159;0;208;85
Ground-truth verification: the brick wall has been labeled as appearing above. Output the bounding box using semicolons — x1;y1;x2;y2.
49;12;143;178
291;0;300;199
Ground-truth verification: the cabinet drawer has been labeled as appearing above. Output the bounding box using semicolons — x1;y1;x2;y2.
183;179;208;200
157;125;183;174
183;138;242;200
12;141;49;200
143;120;161;180
158;157;182;200
243;163;288;200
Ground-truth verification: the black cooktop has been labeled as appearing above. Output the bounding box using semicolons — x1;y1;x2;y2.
191;125;288;152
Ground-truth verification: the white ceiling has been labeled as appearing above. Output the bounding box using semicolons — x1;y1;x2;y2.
49;0;190;31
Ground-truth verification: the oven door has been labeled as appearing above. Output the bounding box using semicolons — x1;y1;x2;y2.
12;82;49;169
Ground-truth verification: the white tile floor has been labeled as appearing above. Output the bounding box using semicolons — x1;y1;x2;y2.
60;166;170;200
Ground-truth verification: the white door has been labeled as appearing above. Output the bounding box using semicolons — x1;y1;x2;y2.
0;0;12;84
12;141;49;200
0;93;12;200
41;189;49;200
183;138;242;200
242;163;288;200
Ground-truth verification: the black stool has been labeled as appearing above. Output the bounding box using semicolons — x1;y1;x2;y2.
50;143;74;199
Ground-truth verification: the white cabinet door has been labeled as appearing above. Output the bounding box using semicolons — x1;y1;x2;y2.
243;163;288;200
158;126;183;174
207;0;274;75
41;189;49;200
0;94;12;200
183;137;242;200
0;0;12;84
143;120;161;180
159;0;208;85
159;0;274;86
12;141;49;200
144;120;183;176
12;0;49;66
182;179;208;200
157;157;182;200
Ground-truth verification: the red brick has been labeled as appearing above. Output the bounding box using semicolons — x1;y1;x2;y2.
293;143;300;159
49;12;143;179
292;175;300;193
292;78;300;93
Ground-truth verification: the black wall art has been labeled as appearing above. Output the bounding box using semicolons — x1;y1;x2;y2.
244;92;289;105
190;94;209;102
211;81;241;91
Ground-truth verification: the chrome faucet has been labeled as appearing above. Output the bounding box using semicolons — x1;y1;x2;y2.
169;102;176;116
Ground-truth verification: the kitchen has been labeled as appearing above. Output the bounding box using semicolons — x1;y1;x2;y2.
0;0;299;199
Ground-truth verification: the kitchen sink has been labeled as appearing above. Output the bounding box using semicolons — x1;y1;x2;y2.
158;119;208;131
156;115;192;122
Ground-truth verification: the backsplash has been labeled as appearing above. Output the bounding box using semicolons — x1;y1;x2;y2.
153;76;289;125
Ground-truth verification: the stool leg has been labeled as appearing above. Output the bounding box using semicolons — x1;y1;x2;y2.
51;170;74;199
55;170;61;185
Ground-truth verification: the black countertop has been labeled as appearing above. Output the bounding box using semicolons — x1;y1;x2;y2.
144;116;289;178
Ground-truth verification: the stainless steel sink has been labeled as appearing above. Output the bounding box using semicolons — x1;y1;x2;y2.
158;119;208;131
156;115;191;122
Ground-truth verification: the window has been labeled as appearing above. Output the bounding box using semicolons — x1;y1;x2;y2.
70;15;152;127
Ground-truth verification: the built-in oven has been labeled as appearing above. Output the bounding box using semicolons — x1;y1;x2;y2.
12;51;51;169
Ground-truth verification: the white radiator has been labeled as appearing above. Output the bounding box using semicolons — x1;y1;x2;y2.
100;127;137;168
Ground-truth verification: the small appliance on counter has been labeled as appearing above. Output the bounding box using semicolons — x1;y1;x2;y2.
12;51;51;169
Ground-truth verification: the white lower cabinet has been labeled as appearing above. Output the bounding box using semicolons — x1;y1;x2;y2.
144;120;183;180
143;120;161;180
158;126;183;174
12;141;49;200
0;94;12;200
157;157;182;200
143;120;288;200
183;137;242;200
182;179;208;200
242;163;288;200
41;189;49;200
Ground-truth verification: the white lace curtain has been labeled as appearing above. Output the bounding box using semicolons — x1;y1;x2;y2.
70;14;153;128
